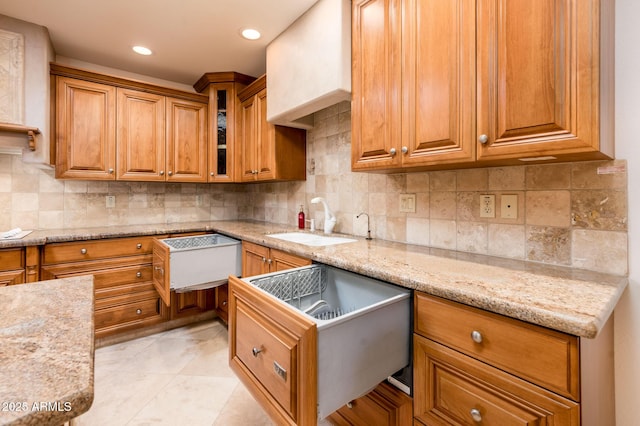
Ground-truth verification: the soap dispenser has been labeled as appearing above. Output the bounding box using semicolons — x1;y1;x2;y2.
298;205;305;229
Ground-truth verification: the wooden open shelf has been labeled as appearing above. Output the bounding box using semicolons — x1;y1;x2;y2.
0;122;40;151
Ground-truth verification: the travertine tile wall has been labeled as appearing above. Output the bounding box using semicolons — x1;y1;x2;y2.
1;101;628;276
0;154;245;230
243;101;629;276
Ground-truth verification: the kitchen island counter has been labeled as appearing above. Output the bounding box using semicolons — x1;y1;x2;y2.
0;275;94;425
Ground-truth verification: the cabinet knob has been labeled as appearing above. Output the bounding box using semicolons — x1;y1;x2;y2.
168;171;173;176
136;272;142;278
471;330;483;344
154;265;164;276
222;301;227;306
261;257;267;263
136;309;142;315
252;347;262;357
136;243;142;249
108;168;114;174
346;401;354;409
478;134;489;144
267;258;272;265
80;248;87;255
401;146;408;154
470;408;482;422
210;172;215;176
389;148;397;156
160;170;165;176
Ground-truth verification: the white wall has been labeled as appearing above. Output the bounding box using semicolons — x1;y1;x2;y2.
614;1;639;424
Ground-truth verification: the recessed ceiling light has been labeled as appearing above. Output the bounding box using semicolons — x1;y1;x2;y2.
132;45;153;56
241;28;261;40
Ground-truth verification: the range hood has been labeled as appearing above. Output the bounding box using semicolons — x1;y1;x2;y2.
266;0;351;130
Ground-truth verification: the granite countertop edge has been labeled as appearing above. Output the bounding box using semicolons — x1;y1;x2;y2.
1;220;627;339
0;276;95;426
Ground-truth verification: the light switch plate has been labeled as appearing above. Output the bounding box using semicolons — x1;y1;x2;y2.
399;194;416;213
501;194;518;219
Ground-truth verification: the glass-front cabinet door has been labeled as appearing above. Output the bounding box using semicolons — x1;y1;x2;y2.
193;72;256;183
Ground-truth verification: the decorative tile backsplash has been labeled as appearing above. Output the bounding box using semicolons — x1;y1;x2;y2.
0;101;628;276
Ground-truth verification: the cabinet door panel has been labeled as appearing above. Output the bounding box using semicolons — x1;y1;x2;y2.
403;0;475;166
56;77;116;179
351;0;402;170
256;89;276;180
0;270;25;286
241;241;270;277
239;94;257;181
117;89;166;180
166;98;207;182
270;248;312;272
477;0;601;161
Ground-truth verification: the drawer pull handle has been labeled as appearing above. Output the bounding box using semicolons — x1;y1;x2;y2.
252;347;262;357
273;361;287;381
80;248;87;255
154;266;164;276
136;243;142;249
136;272;142;278
471;330;483;344
470;408;482;422
136;309;142;315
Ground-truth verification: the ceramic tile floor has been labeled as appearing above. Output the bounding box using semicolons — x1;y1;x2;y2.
74;319;275;426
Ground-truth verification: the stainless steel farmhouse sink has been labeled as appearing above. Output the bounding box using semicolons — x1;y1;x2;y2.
228;264;411;422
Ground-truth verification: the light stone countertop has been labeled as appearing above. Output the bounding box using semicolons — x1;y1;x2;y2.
0;276;94;426
0;220;627;338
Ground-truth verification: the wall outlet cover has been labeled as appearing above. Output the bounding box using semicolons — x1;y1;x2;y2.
106;195;116;208
501;194;518;219
480;194;495;218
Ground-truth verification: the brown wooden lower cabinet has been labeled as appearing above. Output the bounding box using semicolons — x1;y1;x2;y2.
0;246;39;286
327;381;413;426
170;288;215;319
413;335;579;425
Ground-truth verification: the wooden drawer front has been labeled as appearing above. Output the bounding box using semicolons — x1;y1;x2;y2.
0;270;25;286
43;236;155;264
235;297;297;419
91;264;152;292
215;284;229;323
95;292;162;329
0;248;24;269
415;293;579;400
328;382;413;426
414;335;579;426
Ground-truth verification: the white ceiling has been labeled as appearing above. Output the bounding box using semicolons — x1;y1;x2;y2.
0;0;318;86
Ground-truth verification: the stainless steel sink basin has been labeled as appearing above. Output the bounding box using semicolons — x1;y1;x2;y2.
267;232;357;246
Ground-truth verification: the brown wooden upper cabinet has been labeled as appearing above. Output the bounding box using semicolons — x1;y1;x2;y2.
237;75;307;182
351;0;614;172
193;72;256;183
52;64;209;182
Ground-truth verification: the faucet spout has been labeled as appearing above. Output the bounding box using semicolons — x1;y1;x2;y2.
356;212;372;240
311;197;336;234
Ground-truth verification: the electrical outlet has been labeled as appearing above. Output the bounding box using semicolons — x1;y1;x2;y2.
501;194;518;219
480;194;495;218
105;195;116;208
399;194;416;213
195;194;203;207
